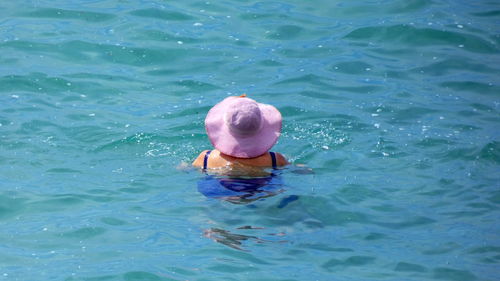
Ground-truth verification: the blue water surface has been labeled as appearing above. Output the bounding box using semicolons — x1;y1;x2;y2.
0;0;499;280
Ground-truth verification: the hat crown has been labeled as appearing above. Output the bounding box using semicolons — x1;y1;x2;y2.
205;95;281;158
224;99;262;136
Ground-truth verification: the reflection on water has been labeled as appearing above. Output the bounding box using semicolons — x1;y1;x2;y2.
204;227;287;251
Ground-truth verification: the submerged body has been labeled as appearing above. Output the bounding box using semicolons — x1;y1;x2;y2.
194;149;287;204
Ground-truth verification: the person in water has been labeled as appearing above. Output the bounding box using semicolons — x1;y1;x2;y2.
193;94;288;170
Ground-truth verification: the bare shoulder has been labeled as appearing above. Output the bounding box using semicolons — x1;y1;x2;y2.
192;150;210;167
275;152;289;166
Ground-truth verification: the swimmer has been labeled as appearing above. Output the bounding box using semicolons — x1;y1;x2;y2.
193;94;288;170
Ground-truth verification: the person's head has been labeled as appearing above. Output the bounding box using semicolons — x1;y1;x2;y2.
205;95;282;158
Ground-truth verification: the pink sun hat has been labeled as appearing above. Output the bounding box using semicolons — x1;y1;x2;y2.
205;95;282;158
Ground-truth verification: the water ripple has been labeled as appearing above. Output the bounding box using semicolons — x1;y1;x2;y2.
0;0;499;280
345;24;498;53
20;8;116;22
129;8;196;21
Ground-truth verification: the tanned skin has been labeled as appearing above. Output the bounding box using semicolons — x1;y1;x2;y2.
192;149;288;169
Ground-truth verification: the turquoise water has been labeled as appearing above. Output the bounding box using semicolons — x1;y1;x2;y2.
1;0;499;280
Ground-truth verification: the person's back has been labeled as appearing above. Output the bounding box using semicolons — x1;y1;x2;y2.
192;94;287;170
193;149;287;169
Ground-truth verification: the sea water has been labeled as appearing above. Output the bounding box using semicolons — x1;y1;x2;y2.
0;0;499;280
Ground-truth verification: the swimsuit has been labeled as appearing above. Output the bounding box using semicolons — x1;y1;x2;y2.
202;150;278;170
198;150;281;200
197;175;281;198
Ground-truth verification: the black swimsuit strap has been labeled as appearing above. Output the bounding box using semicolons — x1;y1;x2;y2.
269;151;277;169
203;150;212;170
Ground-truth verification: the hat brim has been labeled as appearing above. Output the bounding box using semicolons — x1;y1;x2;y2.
205;97;282;158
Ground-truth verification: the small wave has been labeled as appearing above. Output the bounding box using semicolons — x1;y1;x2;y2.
389;106;439;123
62;125;120;144
412;57;500;76
45;168;81;173
345;24;498;53
173;79;220;91
20;8;115;22
471;10;500;17
395;262;427;272
433;267;477;281
374;216;435;229
1;40;191;67
331;61;374;75
274;73;328;85
0;195;26;220
439;81;499;96
60;226;106;239
267;25;304;40
130;29;201;44
129;8;195;21
323;255;376;271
